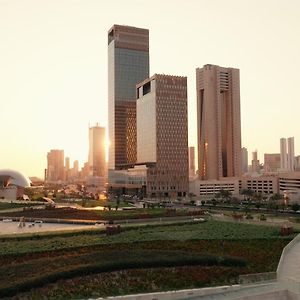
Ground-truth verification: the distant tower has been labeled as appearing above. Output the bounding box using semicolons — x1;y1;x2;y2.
108;25;149;170
189;147;196;177
88;125;106;177
241;147;248;174
280;138;288;170
46;150;64;182
287;137;295;171
196;64;242;180
73;160;79;178
264;153;281;172
251;150;260;173
136;74;188;197
65;157;70;181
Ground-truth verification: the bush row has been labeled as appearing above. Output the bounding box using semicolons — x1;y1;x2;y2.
0;253;246;298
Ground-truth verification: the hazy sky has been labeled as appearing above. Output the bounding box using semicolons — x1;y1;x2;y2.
1;0;300;178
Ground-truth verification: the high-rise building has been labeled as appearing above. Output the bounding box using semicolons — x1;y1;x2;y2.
196;64;242;180
189;146;196;177
136;74;188;197
251;150;260;173
88;125;106;177
65;157;70;181
46;150;64;182
73;160;79;179
280;138;288;170
108;25;149;170
280;137;295;171
264;153;280;172
287;137;295;171
296;155;300;171
241;147;248;174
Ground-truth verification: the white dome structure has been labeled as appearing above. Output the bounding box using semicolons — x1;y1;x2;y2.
0;169;31;187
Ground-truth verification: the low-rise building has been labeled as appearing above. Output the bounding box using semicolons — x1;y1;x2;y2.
239;175;279;195
279;172;300;202
189;178;239;199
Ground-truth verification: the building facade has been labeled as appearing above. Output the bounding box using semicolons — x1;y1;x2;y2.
280;137;295;171
280;137;288;170
88;125;106;178
264;153;281;172
189;146;196;177
189;178;239;198
136;74;189;198
279;172;300;202
251;150;260;173
108;24;149;170
46;150;64;183
241;147;248;174
287;137;295;171
196;64;242;180
239;175;279;195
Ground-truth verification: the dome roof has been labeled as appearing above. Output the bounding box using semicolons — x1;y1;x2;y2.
0;169;31;187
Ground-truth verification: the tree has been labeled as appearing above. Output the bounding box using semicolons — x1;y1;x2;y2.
219;189;232;203
291;203;300;212
270;193;283;201
253;192;263;209
241;189;254;201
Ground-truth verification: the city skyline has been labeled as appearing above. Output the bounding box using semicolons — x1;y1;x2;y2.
1;0;300;177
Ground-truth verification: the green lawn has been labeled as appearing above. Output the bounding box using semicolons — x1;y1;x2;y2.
0;220;287;256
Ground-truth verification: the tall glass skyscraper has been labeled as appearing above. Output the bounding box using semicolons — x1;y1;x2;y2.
108;25;149;170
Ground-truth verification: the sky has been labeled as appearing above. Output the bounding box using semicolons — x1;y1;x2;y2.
1;0;300;178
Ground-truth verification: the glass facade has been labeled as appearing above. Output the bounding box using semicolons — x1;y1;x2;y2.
108;25;149;170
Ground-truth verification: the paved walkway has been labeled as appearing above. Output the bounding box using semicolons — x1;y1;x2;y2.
277;234;300;282
0;220;97;235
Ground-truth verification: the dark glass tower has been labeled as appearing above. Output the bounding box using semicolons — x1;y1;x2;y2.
108;25;149;170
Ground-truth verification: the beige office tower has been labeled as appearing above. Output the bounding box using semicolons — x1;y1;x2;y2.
264;153;280;172
196;64;242;180
88;125;106;177
251;150;260;173
287;137;295;171
189;146;196;177
65;157;70;181
280;138;288;170
136;74;189;197
280;137;295;171
241;147;248;174
46;150;64;182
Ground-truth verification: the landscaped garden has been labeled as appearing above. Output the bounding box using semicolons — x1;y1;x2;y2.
0;220;294;299
0;206;205;221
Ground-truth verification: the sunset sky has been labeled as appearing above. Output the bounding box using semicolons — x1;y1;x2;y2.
1;0;300;178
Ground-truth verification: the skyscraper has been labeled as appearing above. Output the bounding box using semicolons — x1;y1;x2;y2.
287;137;295;171
108;25;149;170
46;150;64;182
88;125;106;177
264;153;280;172
280;138;288;170
136;74;188;197
251;150;260;173
196;64;242;180
241;147;248;174
280;137;295;171
189;146;196;177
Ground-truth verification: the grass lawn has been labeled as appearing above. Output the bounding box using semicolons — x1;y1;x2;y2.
0;220;293;299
